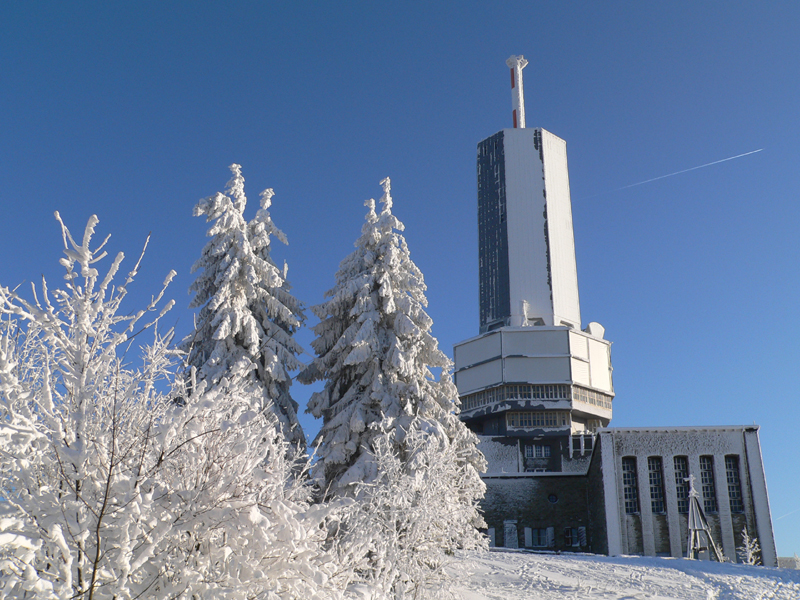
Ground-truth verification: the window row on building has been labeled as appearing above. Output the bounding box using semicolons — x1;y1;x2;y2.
525;527;586;548
525;443;552;458
524;526;586;548
621;454;745;516
572;386;613;410
506;410;570;429
490;523;588;549
528;527;552;548
699;456;717;514
477;132;509;329
461;384;573;411
571;434;594;453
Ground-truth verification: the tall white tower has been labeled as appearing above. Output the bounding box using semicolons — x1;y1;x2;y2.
479;55;580;332
455;57;613;464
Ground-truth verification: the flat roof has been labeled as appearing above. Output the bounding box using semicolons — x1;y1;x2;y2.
598;425;759;433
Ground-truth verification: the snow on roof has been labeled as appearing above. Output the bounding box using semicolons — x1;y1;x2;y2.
598;425;760;434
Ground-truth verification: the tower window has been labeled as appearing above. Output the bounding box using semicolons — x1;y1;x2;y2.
725;455;744;513
648;457;666;514
699;455;718;513
526;444;551;458
461;384;572;411
507;411;568;429
622;457;640;514
674;456;690;514
572;386;614;410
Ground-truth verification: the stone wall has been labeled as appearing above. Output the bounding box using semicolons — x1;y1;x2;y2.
586;444;609;555
482;475;591;552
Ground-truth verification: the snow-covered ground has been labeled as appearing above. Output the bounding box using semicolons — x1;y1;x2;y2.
453;549;800;599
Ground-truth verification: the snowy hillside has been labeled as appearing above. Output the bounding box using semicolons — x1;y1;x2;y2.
453;550;800;599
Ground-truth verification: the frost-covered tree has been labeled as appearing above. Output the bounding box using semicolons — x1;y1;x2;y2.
0;214;344;599
338;423;487;600
183;164;306;452
738;526;762;566
299;177;486;495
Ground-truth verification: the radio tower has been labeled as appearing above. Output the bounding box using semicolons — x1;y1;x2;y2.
506;55;528;128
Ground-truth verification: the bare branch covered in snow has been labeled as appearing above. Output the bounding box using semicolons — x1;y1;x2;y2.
737;526;762;566
0;215;343;599
338;424;487;599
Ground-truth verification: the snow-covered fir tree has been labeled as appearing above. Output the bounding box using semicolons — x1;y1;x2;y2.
300;177;486;493
183;164;306;452
300;179;487;598
0;215;346;599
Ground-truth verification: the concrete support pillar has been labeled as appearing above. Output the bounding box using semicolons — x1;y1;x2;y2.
743;430;778;566
638;455;656;556
601;434;623;555
714;455;736;560
663;454;685;557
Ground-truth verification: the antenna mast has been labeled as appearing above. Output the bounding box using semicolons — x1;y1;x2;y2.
506;55;528;128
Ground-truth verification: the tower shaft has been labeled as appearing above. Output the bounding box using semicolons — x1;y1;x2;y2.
478;128;580;332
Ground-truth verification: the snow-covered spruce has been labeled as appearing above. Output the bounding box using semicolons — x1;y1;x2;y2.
299;176;486;492
0;215;344;600
183;164;306;453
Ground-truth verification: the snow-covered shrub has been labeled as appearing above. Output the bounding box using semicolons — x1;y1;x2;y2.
737;526;762;566
337;422;487;600
299;178;486;495
0;214;342;599
184;164;306;453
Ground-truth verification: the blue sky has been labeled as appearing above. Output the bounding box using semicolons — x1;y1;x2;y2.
2;2;799;556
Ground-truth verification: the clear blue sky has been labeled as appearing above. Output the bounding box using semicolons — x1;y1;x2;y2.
2;2;799;557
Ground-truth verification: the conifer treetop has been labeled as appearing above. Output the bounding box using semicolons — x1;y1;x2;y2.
184;164;306;451
301;178;485;491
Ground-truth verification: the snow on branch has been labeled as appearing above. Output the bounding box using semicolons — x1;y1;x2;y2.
0;214;344;599
183;164;306;454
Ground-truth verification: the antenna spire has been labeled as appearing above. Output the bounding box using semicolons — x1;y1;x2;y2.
506;55;528;128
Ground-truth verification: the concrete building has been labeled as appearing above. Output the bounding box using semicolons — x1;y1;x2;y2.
458;55;614;473
592;427;777;565
454;56;777;565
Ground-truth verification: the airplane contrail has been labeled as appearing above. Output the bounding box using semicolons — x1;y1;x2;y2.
581;148;763;199
776;507;800;521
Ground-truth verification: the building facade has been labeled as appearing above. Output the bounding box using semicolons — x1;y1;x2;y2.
593;427;777;565
454;56;777;565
